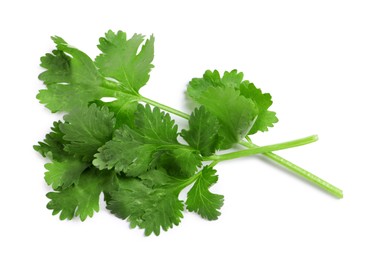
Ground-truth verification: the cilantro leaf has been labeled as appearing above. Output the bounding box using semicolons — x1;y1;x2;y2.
44;159;89;189
46;169;107;221
169;149;202;177
134;103;178;142
95;30;154;93
222;70;244;89
96;98;138;129
187;70;243;99
107;173;184;236
188;70;278;137
181;106;220;156
187;70;259;148
186;166;224;220
150;149;202;178
35;121;90;189
94;126;156;176
94;104;201;177
34;121;68;161
190;86;258;148
138;168;176;188
60;103;116;161
37;36;114;112
187;70;221;99
239;81;278;135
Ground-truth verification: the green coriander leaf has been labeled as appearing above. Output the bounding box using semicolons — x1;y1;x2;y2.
60;103;116;161
107;175;184;236
99;169;120;204
34;121;68;161
149;149;202;178
186;166;224;220
181;106;220;156
193;86;258;149
188;69;278;136
94;126;156;176
169;148;202;177
38;50;71;85
239;81;278;135
44;159;89;189
133;103;179;142
46;168;108;221
95;30;154;93
95;98;139;129
187;69;244;99
94;104;201;177
52;36;101;87
187;70;222;99
187;70;259;148
35;121;89;190
222;70;244;89
101;170;120;194
37;36;113;112
138;168;176;188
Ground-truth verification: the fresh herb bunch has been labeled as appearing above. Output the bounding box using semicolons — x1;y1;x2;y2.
35;30;343;236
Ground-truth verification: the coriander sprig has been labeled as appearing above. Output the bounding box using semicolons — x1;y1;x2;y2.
35;30;343;236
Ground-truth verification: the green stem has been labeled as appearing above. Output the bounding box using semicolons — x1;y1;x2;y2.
174;169;202;192
175;161;219;192
204;135;318;162
140;96;190;120
209;161;219;168
239;140;343;199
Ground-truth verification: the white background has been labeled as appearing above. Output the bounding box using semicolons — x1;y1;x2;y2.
1;0;367;259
